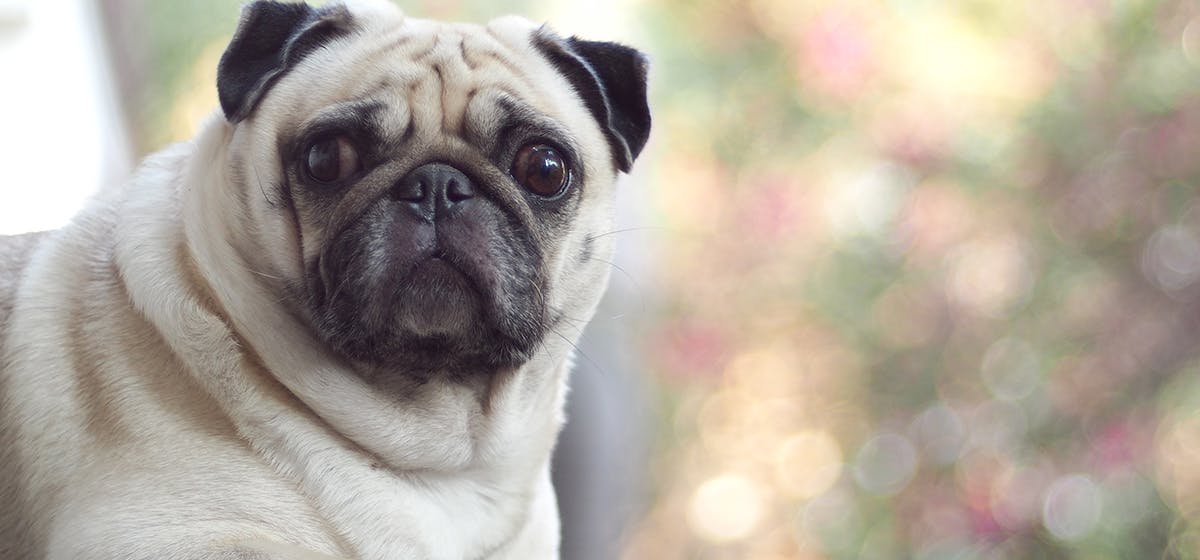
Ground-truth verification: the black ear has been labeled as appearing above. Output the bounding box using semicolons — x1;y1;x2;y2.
217;1;353;123
534;32;652;173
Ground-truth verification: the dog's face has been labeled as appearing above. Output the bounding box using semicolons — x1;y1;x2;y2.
213;1;649;380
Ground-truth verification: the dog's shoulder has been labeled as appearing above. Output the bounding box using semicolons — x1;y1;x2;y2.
0;230;50;558
0;230;51;336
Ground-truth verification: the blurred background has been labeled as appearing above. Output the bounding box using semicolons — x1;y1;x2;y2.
4;0;1200;558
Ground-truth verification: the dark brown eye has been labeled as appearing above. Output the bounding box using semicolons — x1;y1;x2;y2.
511;144;568;197
305;136;360;184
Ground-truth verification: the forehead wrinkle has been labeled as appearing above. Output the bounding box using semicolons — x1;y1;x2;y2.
358;23;415;62
402;25;545;138
417;31;480;137
460;32;534;89
338;19;568;152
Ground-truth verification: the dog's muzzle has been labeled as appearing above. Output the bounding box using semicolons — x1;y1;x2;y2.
312;161;545;374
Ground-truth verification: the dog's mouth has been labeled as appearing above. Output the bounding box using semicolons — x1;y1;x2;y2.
306;199;547;377
389;250;486;337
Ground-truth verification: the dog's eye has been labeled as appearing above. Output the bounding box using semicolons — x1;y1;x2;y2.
305;136;360;184
511;144;568;198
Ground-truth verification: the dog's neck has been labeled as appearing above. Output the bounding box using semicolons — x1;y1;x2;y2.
114;116;570;558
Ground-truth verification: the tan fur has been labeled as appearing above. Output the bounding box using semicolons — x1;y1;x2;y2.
0;1;630;558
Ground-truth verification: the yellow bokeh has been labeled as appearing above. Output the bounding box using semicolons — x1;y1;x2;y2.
688;473;769;544
775;430;843;500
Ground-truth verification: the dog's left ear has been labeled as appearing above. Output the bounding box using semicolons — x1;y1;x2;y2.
535;32;652;173
218;1;354;123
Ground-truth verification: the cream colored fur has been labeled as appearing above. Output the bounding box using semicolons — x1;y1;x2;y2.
0;1;622;558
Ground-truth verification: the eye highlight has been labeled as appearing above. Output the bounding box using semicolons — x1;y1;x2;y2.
304;136;360;184
511;144;569;198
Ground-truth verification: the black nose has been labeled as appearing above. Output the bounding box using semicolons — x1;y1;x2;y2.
390;163;476;215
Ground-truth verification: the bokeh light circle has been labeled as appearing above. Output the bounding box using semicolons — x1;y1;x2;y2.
853;433;918;496
775;430;844;499
688;474;767;543
1042;474;1102;542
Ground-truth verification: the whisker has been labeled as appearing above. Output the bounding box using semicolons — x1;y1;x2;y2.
547;326;605;377
251;162;277;207
327;271;354;305
584;226;664;243
582;256;648;318
583;256;640;292
550;314;587;338
242;266;285;281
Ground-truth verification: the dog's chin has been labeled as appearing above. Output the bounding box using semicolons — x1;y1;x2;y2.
395;257;484;337
312;259;544;379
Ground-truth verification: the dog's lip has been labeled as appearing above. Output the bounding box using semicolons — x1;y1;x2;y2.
390;249;489;337
407;248;482;293
424;246;459;270
413;253;466;281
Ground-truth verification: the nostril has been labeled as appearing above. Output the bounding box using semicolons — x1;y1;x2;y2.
393;163;475;207
446;177;475;203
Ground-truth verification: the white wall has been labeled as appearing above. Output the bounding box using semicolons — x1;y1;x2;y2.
0;0;131;235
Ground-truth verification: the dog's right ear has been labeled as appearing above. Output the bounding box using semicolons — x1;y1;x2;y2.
217;1;354;123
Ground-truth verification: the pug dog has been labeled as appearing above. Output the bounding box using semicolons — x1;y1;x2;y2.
0;0;650;558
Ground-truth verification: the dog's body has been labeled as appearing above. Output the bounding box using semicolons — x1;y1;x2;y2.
0;1;649;558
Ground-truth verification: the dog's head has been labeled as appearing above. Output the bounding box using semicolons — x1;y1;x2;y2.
214;0;649;380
